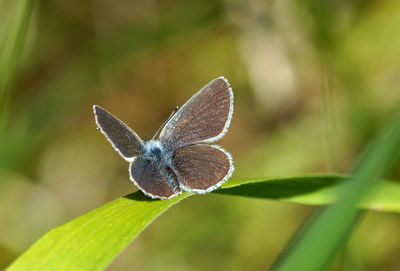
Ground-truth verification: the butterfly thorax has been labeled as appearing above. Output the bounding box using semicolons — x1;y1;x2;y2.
143;140;172;168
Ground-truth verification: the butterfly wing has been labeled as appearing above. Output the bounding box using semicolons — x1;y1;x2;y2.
94;105;144;161
171;144;233;193
159;77;233;150
130;157;180;199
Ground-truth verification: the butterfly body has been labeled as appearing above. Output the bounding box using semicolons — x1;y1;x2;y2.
143;140;170;167
94;77;234;199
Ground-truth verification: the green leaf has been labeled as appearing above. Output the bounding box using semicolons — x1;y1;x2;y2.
271;111;400;271
7;175;400;271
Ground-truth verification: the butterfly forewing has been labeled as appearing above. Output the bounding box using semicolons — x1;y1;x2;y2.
130;158;180;199
93;105;144;160
171;144;233;192
159;77;233;150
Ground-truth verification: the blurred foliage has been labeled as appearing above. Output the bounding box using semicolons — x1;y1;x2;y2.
272;110;400;270
1;0;400;270
0;0;33;134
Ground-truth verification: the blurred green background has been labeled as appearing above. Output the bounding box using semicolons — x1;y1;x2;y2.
1;0;400;270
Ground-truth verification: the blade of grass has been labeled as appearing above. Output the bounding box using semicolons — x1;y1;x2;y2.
271;110;400;271
6;192;188;271
7;175;400;271
0;0;34;131
215;175;400;212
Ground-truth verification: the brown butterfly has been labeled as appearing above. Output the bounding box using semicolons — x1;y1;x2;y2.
93;77;234;199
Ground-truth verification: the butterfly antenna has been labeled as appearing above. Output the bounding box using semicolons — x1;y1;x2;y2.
152;106;179;140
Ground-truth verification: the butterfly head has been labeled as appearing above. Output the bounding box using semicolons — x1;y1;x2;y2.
143;140;171;167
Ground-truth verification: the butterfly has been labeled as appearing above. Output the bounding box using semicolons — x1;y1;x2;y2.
93;77;234;199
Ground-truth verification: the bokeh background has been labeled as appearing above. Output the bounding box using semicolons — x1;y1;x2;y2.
1;0;400;270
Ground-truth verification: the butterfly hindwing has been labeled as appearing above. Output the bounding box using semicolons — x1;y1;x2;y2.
171;144;233;192
129;157;180;199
